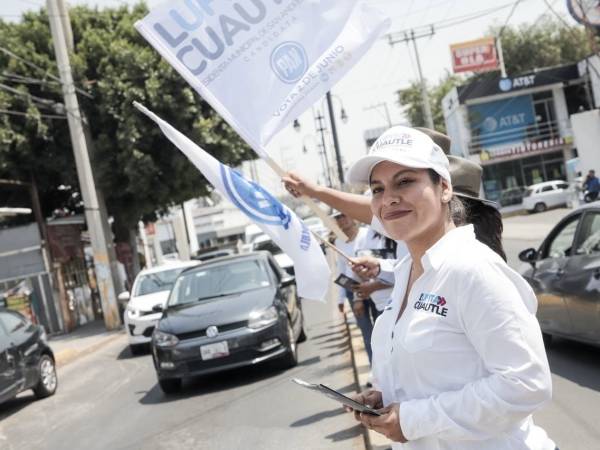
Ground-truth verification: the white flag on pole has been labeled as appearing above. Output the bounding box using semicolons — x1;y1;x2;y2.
135;0;390;153
134;102;330;301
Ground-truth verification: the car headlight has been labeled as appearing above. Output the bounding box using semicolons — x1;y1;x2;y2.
153;329;179;348
39;325;48;343
248;306;278;329
126;304;139;318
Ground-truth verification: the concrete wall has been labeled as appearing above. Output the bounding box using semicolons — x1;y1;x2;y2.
572;109;600;175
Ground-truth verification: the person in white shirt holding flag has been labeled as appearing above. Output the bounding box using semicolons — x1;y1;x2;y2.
342;126;555;449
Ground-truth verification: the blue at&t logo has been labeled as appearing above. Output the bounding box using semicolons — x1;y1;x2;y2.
220;165;291;229
499;78;512;92
270;41;308;84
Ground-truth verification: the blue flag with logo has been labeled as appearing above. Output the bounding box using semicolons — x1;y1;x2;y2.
134;102;330;301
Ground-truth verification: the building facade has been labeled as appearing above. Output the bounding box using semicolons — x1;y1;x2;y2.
442;61;596;202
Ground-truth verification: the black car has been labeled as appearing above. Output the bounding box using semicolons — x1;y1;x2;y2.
151;251;305;394
519;202;600;346
0;309;57;404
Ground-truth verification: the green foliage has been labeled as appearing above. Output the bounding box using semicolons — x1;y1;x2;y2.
398;73;462;132
397;17;596;130
491;17;595;76
0;3;253;233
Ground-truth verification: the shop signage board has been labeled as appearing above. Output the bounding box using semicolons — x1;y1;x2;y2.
457;64;580;102
450;37;498;74
468;95;536;147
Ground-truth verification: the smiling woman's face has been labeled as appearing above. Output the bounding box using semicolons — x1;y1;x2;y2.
369;161;450;243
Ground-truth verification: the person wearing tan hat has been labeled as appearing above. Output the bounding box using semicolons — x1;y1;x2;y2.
335;126;554;450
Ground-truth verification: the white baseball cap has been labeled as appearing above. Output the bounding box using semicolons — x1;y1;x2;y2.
347;126;451;184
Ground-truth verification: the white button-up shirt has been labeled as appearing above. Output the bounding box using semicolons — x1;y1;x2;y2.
371;225;555;450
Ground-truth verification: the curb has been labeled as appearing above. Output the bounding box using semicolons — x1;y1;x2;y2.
345;313;392;450
53;331;124;368
343;313;372;450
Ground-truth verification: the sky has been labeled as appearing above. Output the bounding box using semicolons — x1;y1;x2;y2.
1;0;582;196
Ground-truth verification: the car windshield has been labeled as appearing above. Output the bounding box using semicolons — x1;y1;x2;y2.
524;187;534;197
253;239;282;255
134;268;186;296
167;259;271;306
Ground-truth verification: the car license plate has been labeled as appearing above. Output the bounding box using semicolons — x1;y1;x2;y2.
200;341;229;360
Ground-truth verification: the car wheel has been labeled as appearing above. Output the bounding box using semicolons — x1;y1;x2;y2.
279;320;299;369
534;202;547;213
33;354;58;399
297;312;307;343
542;332;553;348
159;378;182;394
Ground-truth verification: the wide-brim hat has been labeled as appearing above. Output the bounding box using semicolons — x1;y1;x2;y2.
347;126;450;184
448;155;498;208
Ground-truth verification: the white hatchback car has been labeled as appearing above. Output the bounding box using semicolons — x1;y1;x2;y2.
522;180;572;213
120;260;200;353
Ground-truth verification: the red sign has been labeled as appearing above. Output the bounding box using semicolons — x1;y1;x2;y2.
450;37;499;74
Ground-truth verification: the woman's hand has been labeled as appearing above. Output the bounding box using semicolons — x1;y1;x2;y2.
350;256;381;280
343;389;383;416
282;172;319;198
353;281;378;299
359;403;407;443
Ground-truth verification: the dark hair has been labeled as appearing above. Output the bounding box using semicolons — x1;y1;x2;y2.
427;170;506;261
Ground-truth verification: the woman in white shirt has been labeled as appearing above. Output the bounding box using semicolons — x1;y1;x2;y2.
344;126;555;450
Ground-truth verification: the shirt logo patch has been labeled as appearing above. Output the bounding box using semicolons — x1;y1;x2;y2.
414;293;448;317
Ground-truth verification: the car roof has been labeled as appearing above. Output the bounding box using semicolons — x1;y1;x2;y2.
137;260;201;276
181;251;273;272
528;180;567;188
573;200;600;212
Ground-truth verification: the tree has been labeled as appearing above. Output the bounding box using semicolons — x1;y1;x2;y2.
397;73;461;132
0;4;253;248
396;17;596;130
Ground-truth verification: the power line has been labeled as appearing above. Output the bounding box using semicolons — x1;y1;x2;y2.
0;46;93;99
0;108;66;119
498;0;523;37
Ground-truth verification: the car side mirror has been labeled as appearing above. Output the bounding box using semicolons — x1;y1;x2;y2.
152;303;164;313
117;291;130;303
519;248;538;265
280;275;296;288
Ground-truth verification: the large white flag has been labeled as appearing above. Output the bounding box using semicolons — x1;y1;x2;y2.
134;102;330;301
135;0;390;153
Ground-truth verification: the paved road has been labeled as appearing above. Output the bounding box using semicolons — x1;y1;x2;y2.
503;209;600;450
0;301;363;450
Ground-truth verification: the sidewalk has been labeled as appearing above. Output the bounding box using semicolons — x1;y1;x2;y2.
49;320;125;368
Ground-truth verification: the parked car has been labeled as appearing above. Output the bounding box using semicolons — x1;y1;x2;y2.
522;180;571;213
0;309;57;404
499;186;526;207
251;234;294;275
120;260;200;354
151;251;305;394
519;201;600;346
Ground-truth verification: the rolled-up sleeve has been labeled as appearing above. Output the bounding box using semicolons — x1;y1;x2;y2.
399;264;552;441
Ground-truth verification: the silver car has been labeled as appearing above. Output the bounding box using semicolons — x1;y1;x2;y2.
519;202;600;346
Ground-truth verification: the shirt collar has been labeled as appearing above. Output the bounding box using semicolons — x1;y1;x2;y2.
421;225;476;271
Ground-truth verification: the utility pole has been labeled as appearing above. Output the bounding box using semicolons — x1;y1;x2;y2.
314;111;334;187
326;92;345;185
388;28;435;129
47;0;121;330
